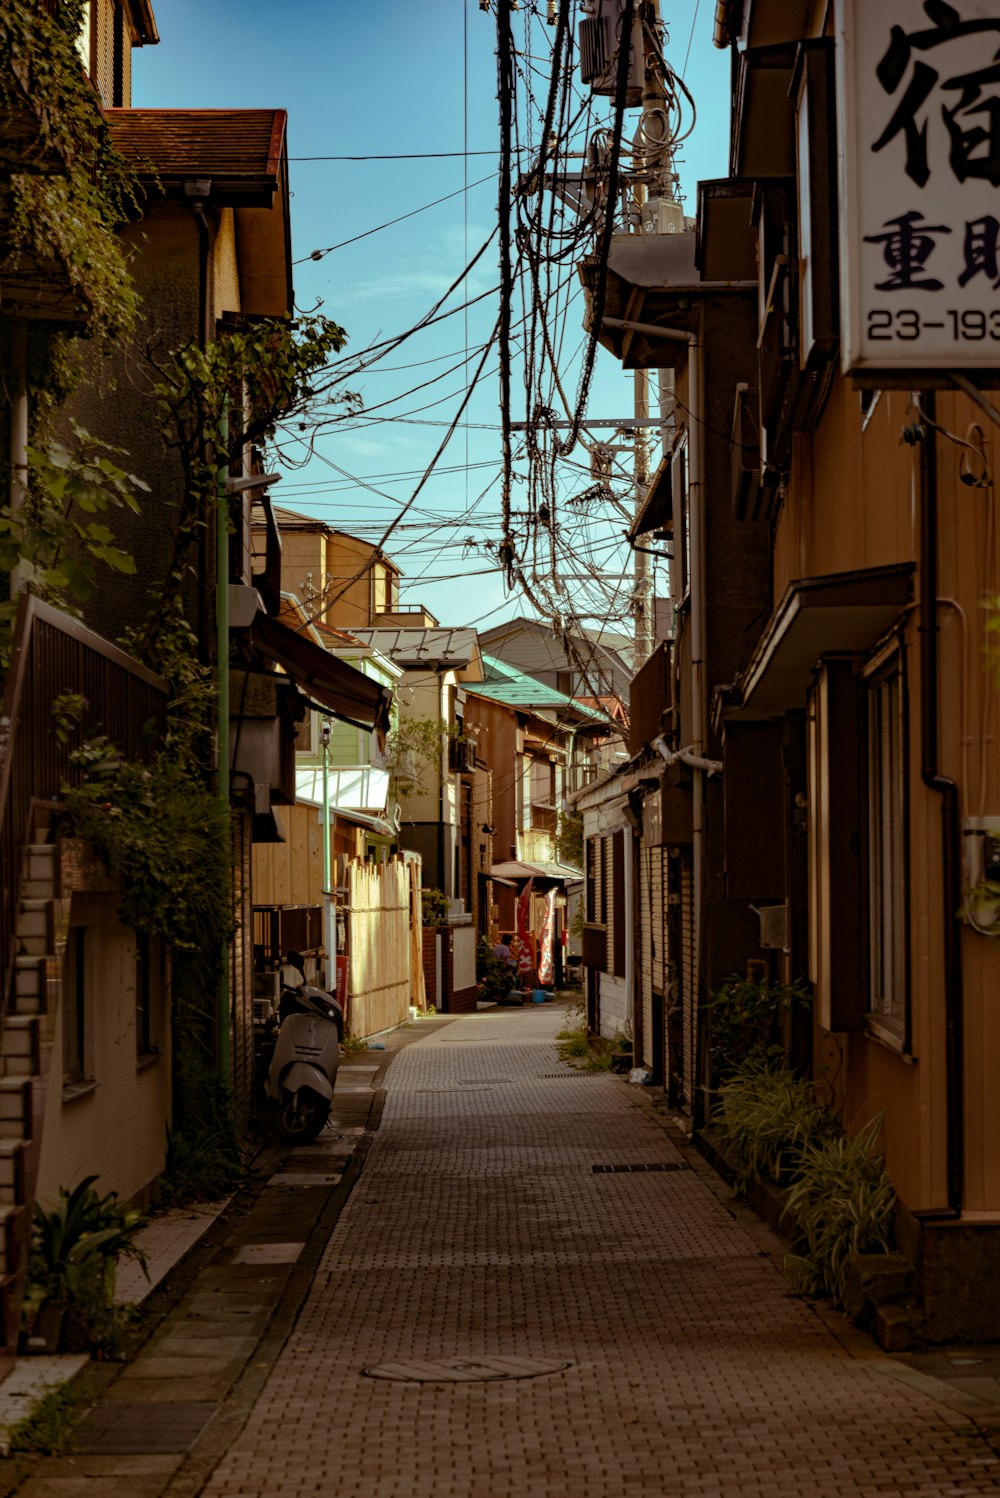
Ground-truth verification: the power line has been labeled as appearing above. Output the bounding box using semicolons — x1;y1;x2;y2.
288;149;527;161
295;174;494;265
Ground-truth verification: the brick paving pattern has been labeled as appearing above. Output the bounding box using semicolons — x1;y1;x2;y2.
201;1006;1000;1497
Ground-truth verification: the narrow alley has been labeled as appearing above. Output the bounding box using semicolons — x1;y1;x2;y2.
83;1002;1000;1498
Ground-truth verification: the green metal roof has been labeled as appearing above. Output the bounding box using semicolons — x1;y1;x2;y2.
468;655;612;726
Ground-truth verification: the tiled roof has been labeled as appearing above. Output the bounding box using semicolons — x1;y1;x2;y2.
106;109;286;204
469;656;612;725
351;628;478;669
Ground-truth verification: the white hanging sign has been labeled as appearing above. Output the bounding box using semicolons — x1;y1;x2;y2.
837;0;1000;372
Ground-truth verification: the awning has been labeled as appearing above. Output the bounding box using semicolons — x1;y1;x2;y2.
490;859;585;883
726;563;915;721
628;455;672;541
251;612;392;746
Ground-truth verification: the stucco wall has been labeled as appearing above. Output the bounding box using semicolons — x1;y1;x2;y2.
36;891;171;1209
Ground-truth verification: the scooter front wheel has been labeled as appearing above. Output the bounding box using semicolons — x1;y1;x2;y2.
277;1087;330;1143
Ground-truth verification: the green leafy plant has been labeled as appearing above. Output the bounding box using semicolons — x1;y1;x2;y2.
0;422;148;666
130;313;352;654
421;887;448;926
23;1176;148;1356
0;0;141;349
716;1058;833;1189
706;974;813;1086
782;1116;895;1306
555;810;583;868
384;717;450;799
61;740;234;953
160;1111;246;1208
477;936;515;1002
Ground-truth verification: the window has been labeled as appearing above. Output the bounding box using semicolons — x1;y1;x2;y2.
865;654;907;1040
135;931;161;1058
63;927;88;1085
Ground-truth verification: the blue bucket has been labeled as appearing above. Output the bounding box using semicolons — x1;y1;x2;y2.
531;989;547;1004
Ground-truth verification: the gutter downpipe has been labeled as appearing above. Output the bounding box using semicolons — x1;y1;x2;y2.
687;336;708;1130
190;192;213;662
216;399;232;1092
712;0;734;48
917;390;963;1217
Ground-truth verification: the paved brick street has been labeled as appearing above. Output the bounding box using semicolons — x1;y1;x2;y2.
196;1004;1000;1498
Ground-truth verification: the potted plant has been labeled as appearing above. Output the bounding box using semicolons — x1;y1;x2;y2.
22;1176;149;1356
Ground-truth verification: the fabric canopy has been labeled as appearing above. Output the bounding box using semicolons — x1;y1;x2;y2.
251;612;392;747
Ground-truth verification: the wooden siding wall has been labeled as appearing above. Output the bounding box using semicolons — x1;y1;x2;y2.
777;376;1000;1212
253;803;326;907
344;857;412;1037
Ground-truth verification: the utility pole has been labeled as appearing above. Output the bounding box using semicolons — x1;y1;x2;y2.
631;0;683;668
633;367;652;663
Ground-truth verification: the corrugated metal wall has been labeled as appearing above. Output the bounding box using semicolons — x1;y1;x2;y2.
639;843;667;1072
92;0;115;104
640;845;652;1068
680;854;696;1114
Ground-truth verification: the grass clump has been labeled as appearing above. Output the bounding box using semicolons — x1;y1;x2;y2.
556;1004;613;1072
783;1116;895;1306
6;1379;92;1457
716;1058;833;1190
713;1056;897;1312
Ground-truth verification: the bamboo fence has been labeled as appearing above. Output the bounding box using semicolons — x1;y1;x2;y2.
343;856;413;1037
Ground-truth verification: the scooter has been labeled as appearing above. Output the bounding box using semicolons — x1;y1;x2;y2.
263;982;343;1143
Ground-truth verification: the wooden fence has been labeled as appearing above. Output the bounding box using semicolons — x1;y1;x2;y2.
343;856;413;1037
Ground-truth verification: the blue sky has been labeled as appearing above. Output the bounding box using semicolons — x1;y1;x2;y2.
134;2;729;635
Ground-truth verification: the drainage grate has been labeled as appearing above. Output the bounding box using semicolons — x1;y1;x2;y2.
364;1356;572;1384
592;1162;688;1174
73;1401;218;1454
539;1072;607;1079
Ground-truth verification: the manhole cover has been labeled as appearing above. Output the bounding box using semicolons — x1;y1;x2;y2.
364;1357;572;1384
73;1401;217;1454
949;1356;987;1366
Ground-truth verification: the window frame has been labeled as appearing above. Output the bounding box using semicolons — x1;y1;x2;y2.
63;925;90;1088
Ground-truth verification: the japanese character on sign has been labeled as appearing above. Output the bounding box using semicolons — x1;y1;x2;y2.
864;211;951;289
871;1;1000;187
